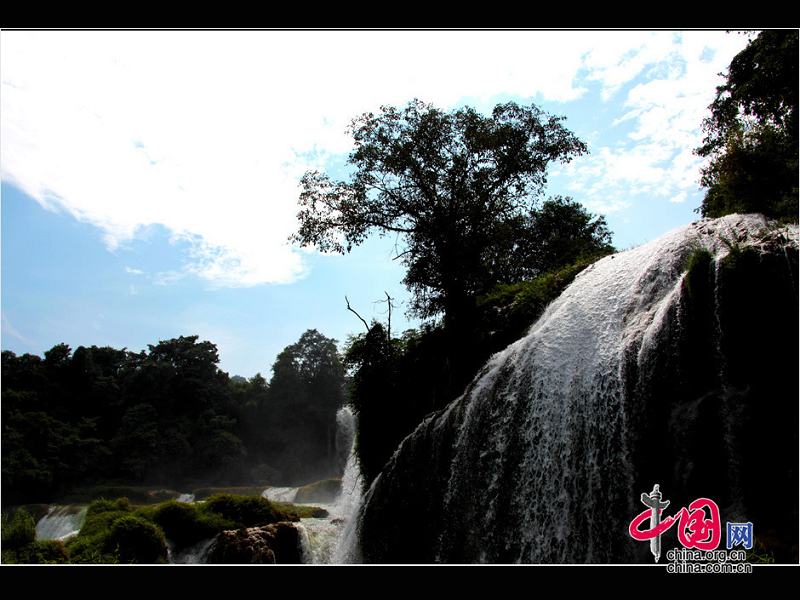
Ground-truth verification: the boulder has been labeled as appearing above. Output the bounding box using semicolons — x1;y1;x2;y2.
207;522;304;564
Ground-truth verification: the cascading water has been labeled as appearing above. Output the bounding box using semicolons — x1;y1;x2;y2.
296;405;364;564
335;404;357;473
169;538;217;564
35;505;88;541
353;214;798;563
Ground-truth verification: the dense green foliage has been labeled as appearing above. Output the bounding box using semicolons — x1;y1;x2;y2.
696;30;798;220
1;507;36;549
1;509;69;564
261;330;346;479
292;101;610;389
345;255;608;486
2;330;346;505
102;514;168;563
152;500;228;548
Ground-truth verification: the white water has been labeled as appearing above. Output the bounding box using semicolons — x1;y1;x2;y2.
296;405;364;564
35;505;87;541
168;537;217;564
446;214;797;561
261;487;299;502
353;214;797;563
177;493;195;503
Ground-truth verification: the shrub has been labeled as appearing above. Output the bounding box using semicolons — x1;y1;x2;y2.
202;494;281;528
1;508;36;549
12;540;70;564
153;501;231;549
87;497;132;516
103;515;167;564
65;535;118;564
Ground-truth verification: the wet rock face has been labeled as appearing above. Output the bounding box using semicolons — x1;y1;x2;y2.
207;522;304;564
356;215;799;564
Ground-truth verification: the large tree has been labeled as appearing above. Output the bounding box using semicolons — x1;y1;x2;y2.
266;329;346;481
292;100;592;333
695;30;798;220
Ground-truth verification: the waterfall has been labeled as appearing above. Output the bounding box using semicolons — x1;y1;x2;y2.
355;214;798;563
329;446;364;563
168;537;217;564
335;404;357;473
35;505;87;541
295;405;364;564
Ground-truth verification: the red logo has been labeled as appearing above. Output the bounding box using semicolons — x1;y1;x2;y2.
629;496;722;551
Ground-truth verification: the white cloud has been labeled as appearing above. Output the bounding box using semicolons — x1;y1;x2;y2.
558;31;751;216
1;31;753;285
125;266;144;275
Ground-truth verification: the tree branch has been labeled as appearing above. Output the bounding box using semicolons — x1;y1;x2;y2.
345;296;370;332
384;291;394;341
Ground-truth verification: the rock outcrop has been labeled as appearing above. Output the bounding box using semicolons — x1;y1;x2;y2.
207;522;304;564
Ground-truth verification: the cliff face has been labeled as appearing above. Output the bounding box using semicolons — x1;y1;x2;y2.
354;215;799;563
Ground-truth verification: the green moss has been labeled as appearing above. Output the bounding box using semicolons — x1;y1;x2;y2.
65;498;137;563
103;515;167;564
202;494;281;527
86;497;132;516
64;535;119;564
67;499;168;564
192;486;267;500
683;246;714;299
4;540;69;564
152;500;232;549
270;502;329;519
476;256;600;351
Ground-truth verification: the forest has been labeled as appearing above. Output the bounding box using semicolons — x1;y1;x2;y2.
2;330;345;505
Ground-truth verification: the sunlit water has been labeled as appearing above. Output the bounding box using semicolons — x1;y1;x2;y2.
35;505;88;541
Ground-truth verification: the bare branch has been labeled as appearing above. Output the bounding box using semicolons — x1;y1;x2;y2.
392;249;413;261
384;291;394;340
345;296;370;332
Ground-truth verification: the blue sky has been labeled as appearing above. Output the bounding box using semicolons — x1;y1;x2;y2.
1;30;753;376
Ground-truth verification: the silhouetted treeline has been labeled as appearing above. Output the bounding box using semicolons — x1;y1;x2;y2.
2;330;345;505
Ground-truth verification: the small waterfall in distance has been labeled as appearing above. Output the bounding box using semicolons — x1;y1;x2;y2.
297;405;364;564
35;505;88;541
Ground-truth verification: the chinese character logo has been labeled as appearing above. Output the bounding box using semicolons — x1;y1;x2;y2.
630;484;670;562
629;484;722;562
726;522;754;550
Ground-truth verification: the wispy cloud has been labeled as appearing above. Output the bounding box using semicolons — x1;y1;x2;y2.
125;266;144;275
559;31;751;215
153;270;186;287
1;312;36;347
1;31;752;285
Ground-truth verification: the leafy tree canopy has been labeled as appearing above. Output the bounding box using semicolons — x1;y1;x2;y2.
292;99;599;328
695;30;798;220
